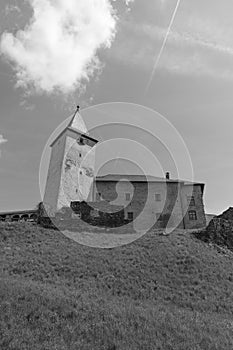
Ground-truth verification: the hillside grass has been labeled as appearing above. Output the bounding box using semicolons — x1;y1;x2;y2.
0;222;233;349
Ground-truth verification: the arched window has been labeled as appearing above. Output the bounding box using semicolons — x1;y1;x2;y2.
21;214;29;221
12;215;20;222
30;214;37;221
188;210;197;221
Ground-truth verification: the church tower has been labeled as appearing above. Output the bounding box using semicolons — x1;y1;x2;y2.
43;107;98;215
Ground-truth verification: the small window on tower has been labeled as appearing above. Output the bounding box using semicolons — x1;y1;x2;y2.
79;153;82;158
77;137;84;145
187;196;195;206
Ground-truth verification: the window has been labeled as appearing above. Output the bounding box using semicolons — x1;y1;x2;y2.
187;196;195;206
155;193;161;202
188;210;197;221
127;212;134;220
125;193;131;201
79;153;82;158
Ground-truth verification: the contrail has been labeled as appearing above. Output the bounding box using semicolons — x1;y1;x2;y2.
144;0;182;95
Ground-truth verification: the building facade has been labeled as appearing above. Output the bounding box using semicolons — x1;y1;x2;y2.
43;111;206;229
94;175;206;230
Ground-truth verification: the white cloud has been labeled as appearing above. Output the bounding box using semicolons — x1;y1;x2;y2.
143;23;233;57
0;0;133;95
19;99;35;111
111;19;233;81
4;4;21;16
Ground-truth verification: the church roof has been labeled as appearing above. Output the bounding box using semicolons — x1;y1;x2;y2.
95;174;204;186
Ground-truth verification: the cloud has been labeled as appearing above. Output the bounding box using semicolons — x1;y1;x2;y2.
4;4;21;16
0;0;133;95
110;18;233;81
143;23;233;57
147;23;233;80
19;99;35;111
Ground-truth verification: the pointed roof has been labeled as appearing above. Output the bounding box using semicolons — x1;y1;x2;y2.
50;107;98;147
68;106;88;135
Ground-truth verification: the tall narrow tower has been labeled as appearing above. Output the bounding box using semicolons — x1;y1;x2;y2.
43;108;98;215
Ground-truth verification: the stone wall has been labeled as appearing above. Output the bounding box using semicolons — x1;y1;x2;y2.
70;201;125;227
94;180;185;230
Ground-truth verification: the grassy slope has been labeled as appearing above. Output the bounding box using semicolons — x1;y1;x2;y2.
0;223;233;349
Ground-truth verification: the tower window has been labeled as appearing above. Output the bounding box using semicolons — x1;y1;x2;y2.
187;196;195;206
79;153;82;158
77;137;84;145
155;193;161;201
188;210;197;221
125;193;131;201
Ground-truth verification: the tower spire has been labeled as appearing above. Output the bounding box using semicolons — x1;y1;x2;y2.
68;105;88;134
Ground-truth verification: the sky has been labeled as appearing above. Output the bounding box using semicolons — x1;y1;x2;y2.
0;0;233;214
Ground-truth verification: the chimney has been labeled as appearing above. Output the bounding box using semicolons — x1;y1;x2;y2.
166;172;170;180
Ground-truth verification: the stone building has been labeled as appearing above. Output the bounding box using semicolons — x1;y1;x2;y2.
94;174;206;229
43;110;206;229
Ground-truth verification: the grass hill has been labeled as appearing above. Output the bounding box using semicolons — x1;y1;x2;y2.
1;222;233;349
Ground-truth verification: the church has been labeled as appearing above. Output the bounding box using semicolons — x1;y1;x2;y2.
43;109;206;229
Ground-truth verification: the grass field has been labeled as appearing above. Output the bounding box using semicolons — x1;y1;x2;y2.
0;222;233;349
